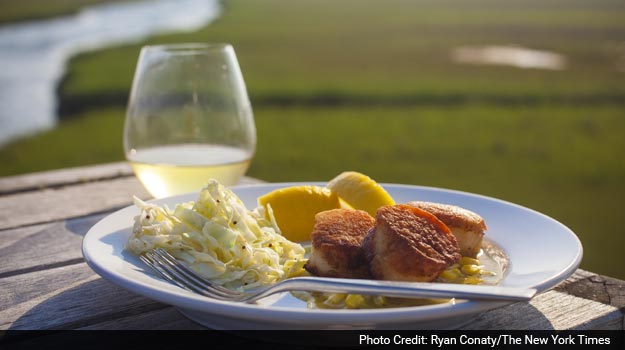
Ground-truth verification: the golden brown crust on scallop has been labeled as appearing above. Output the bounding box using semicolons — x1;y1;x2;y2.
407;201;486;232
407;201;486;257
363;205;461;282
304;209;375;279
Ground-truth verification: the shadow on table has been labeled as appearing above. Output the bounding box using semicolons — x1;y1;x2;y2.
7;277;187;331
463;301;554;330
64;212;110;237
0;213;110;280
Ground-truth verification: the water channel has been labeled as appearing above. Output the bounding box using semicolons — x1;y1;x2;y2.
0;0;221;146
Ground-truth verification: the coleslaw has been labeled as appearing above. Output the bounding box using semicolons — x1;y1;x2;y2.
127;179;307;290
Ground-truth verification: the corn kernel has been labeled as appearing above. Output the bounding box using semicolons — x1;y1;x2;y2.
461;264;482;275
345;294;365;308
463;275;482;285
325;293;346;305
460;257;480;266
440;268;461;281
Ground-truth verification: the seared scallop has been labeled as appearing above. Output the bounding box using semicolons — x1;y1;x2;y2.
363;204;461;282
407;201;486;257
304;209;375;279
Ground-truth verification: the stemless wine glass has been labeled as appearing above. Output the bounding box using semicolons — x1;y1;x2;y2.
124;43;256;198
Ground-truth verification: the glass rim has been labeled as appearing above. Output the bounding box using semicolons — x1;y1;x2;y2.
141;43;233;54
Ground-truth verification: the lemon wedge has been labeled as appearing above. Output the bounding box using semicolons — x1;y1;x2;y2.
258;185;346;242
326;171;395;216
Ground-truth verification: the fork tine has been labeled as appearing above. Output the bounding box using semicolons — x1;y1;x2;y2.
152;248;241;296
143;251;234;300
154;248;241;297
146;249;242;299
139;255;175;284
139;254;206;296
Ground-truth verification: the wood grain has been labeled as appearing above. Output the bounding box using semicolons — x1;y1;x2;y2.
0;263;166;330
1;262;95;306
0;161;263;196
0;213;104;277
78;308;204;330
0;177;150;230
0;164;263;230
556;271;625;310
468;290;622;330
0;162;134;195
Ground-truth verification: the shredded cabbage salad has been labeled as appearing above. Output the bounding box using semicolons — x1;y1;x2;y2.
127;180;306;290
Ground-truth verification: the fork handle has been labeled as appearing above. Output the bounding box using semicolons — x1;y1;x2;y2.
243;276;536;303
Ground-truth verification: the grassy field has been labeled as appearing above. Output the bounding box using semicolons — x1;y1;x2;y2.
1;0;624;278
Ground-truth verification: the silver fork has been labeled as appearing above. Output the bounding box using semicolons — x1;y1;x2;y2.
141;248;536;304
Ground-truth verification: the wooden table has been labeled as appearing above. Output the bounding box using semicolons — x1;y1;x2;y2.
1;162;624;330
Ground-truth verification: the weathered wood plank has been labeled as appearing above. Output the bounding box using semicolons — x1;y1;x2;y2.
1;261;95;306
467;290;623;330
554;269;596;288
1;261;197;330
0;175;264;276
0;161;264;196
0;162;134;195
556;271;625;310
78;307;204;330
0;172;263;230
0;263;167;330
0;176;149;231
0;224;40;251
0;213;105;277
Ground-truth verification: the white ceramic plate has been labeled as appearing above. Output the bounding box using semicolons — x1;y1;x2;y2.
82;183;582;329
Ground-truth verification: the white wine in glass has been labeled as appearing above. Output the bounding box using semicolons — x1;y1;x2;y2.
124;43;256;198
